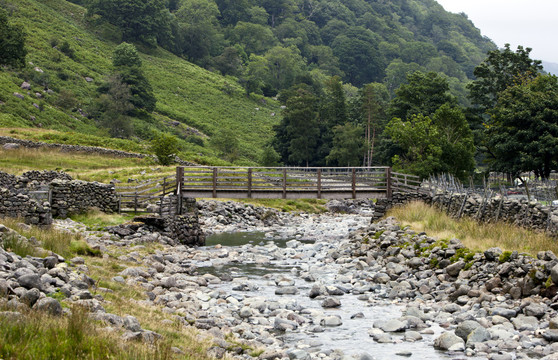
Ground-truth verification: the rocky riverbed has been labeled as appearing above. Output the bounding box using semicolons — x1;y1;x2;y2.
3;199;558;360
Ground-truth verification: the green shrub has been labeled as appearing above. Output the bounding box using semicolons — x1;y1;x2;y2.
150;133;179;165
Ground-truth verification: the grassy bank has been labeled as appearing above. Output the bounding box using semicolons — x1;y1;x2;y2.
386;201;558;256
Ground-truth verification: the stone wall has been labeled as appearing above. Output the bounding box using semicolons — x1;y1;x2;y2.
0;172;17;189
372;191;558;235
108;195;205;247
49;179;119;218
0;136;198;166
0;136;150;159
0;188;52;225
20;170;72;184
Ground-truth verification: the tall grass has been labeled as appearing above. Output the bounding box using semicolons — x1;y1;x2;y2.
386;201;558;255
0;147;153;178
0;305;174;360
0;217;93;258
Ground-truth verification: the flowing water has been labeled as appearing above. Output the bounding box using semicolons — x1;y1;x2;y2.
199;231;485;359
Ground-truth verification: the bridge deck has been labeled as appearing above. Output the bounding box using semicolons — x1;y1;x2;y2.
176;166;420;200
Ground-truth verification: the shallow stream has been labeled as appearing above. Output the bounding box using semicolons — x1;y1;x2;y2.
199;231;484;359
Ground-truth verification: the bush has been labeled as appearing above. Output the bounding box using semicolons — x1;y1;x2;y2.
151;133;179;165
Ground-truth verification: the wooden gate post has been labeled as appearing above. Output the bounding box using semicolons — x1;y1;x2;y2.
176;167;184;195
317;169;322;199
247;168;253;198
351;168;356;199
386;167;392;199
282;168;287;199
176;167;184;215
212;168;218;198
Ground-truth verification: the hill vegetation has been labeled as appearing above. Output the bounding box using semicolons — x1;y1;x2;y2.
0;0;280;165
1;0;555;182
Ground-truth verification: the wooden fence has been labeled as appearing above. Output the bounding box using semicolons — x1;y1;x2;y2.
176;166;421;200
113;167;421;213
115;175;176;213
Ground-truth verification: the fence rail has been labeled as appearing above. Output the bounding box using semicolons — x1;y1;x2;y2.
177;166;420;200
115;175;175;213
114;166;421;213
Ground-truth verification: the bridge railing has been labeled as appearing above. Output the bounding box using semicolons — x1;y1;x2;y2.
175;166;420;200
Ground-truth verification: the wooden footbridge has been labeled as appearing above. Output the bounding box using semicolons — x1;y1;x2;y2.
176;166;419;200
115;166;420;213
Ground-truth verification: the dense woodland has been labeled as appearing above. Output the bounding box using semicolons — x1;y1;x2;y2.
1;0;557;182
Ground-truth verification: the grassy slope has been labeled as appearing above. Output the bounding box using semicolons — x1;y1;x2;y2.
386;201;558;256
0;0;280;164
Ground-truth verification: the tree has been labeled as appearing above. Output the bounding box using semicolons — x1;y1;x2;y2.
151;133;179;165
385;105;474;181
467;44;542;113
317;76;348;162
93;75;135;138
383;59;422;96
260;145;281;166
385;114;444;179
229;22;276;55
431;104;475;180
0;8;26;68
286;87;319;166
87;0;170;46
487;74;558;180
273;84;319;166
211;128;240;162
111;43;156;112
176;0;225;61
112;42;142;67
389;71;456;120
331;27;385;87
326;123;364;166
264;46;306;92
359;82;389;167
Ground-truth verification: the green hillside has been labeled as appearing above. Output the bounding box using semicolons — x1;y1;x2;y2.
0;0;497;166
0;0;280;165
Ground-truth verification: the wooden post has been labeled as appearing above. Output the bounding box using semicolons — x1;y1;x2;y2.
212;168;218;198
317;169;322;199
162;177;167;197
282;168;287;199
351;168;356;199
247;168;252;198
134;186;138;214
386;167;392;199
176;167;184;195
176;167;184;215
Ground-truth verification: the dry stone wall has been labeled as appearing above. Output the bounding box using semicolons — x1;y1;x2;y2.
372;191;558;235
49;180;119;218
108;195;205;247
0;188;52;225
20;170;72;184
0;136;150;159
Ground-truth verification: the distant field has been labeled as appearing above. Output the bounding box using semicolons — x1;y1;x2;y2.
0;147;176;183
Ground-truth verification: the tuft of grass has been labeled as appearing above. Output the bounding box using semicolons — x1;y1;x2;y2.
1;232;40;258
386;201;558;256
70;209;135;230
85;256;219;359
0;304;175;360
0;216;81;257
70;240;101;257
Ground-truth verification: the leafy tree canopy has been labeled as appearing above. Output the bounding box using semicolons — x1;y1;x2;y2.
467;44;543;113
389;71;455;119
87;0;170;46
0;8;26;68
487;74;558;179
